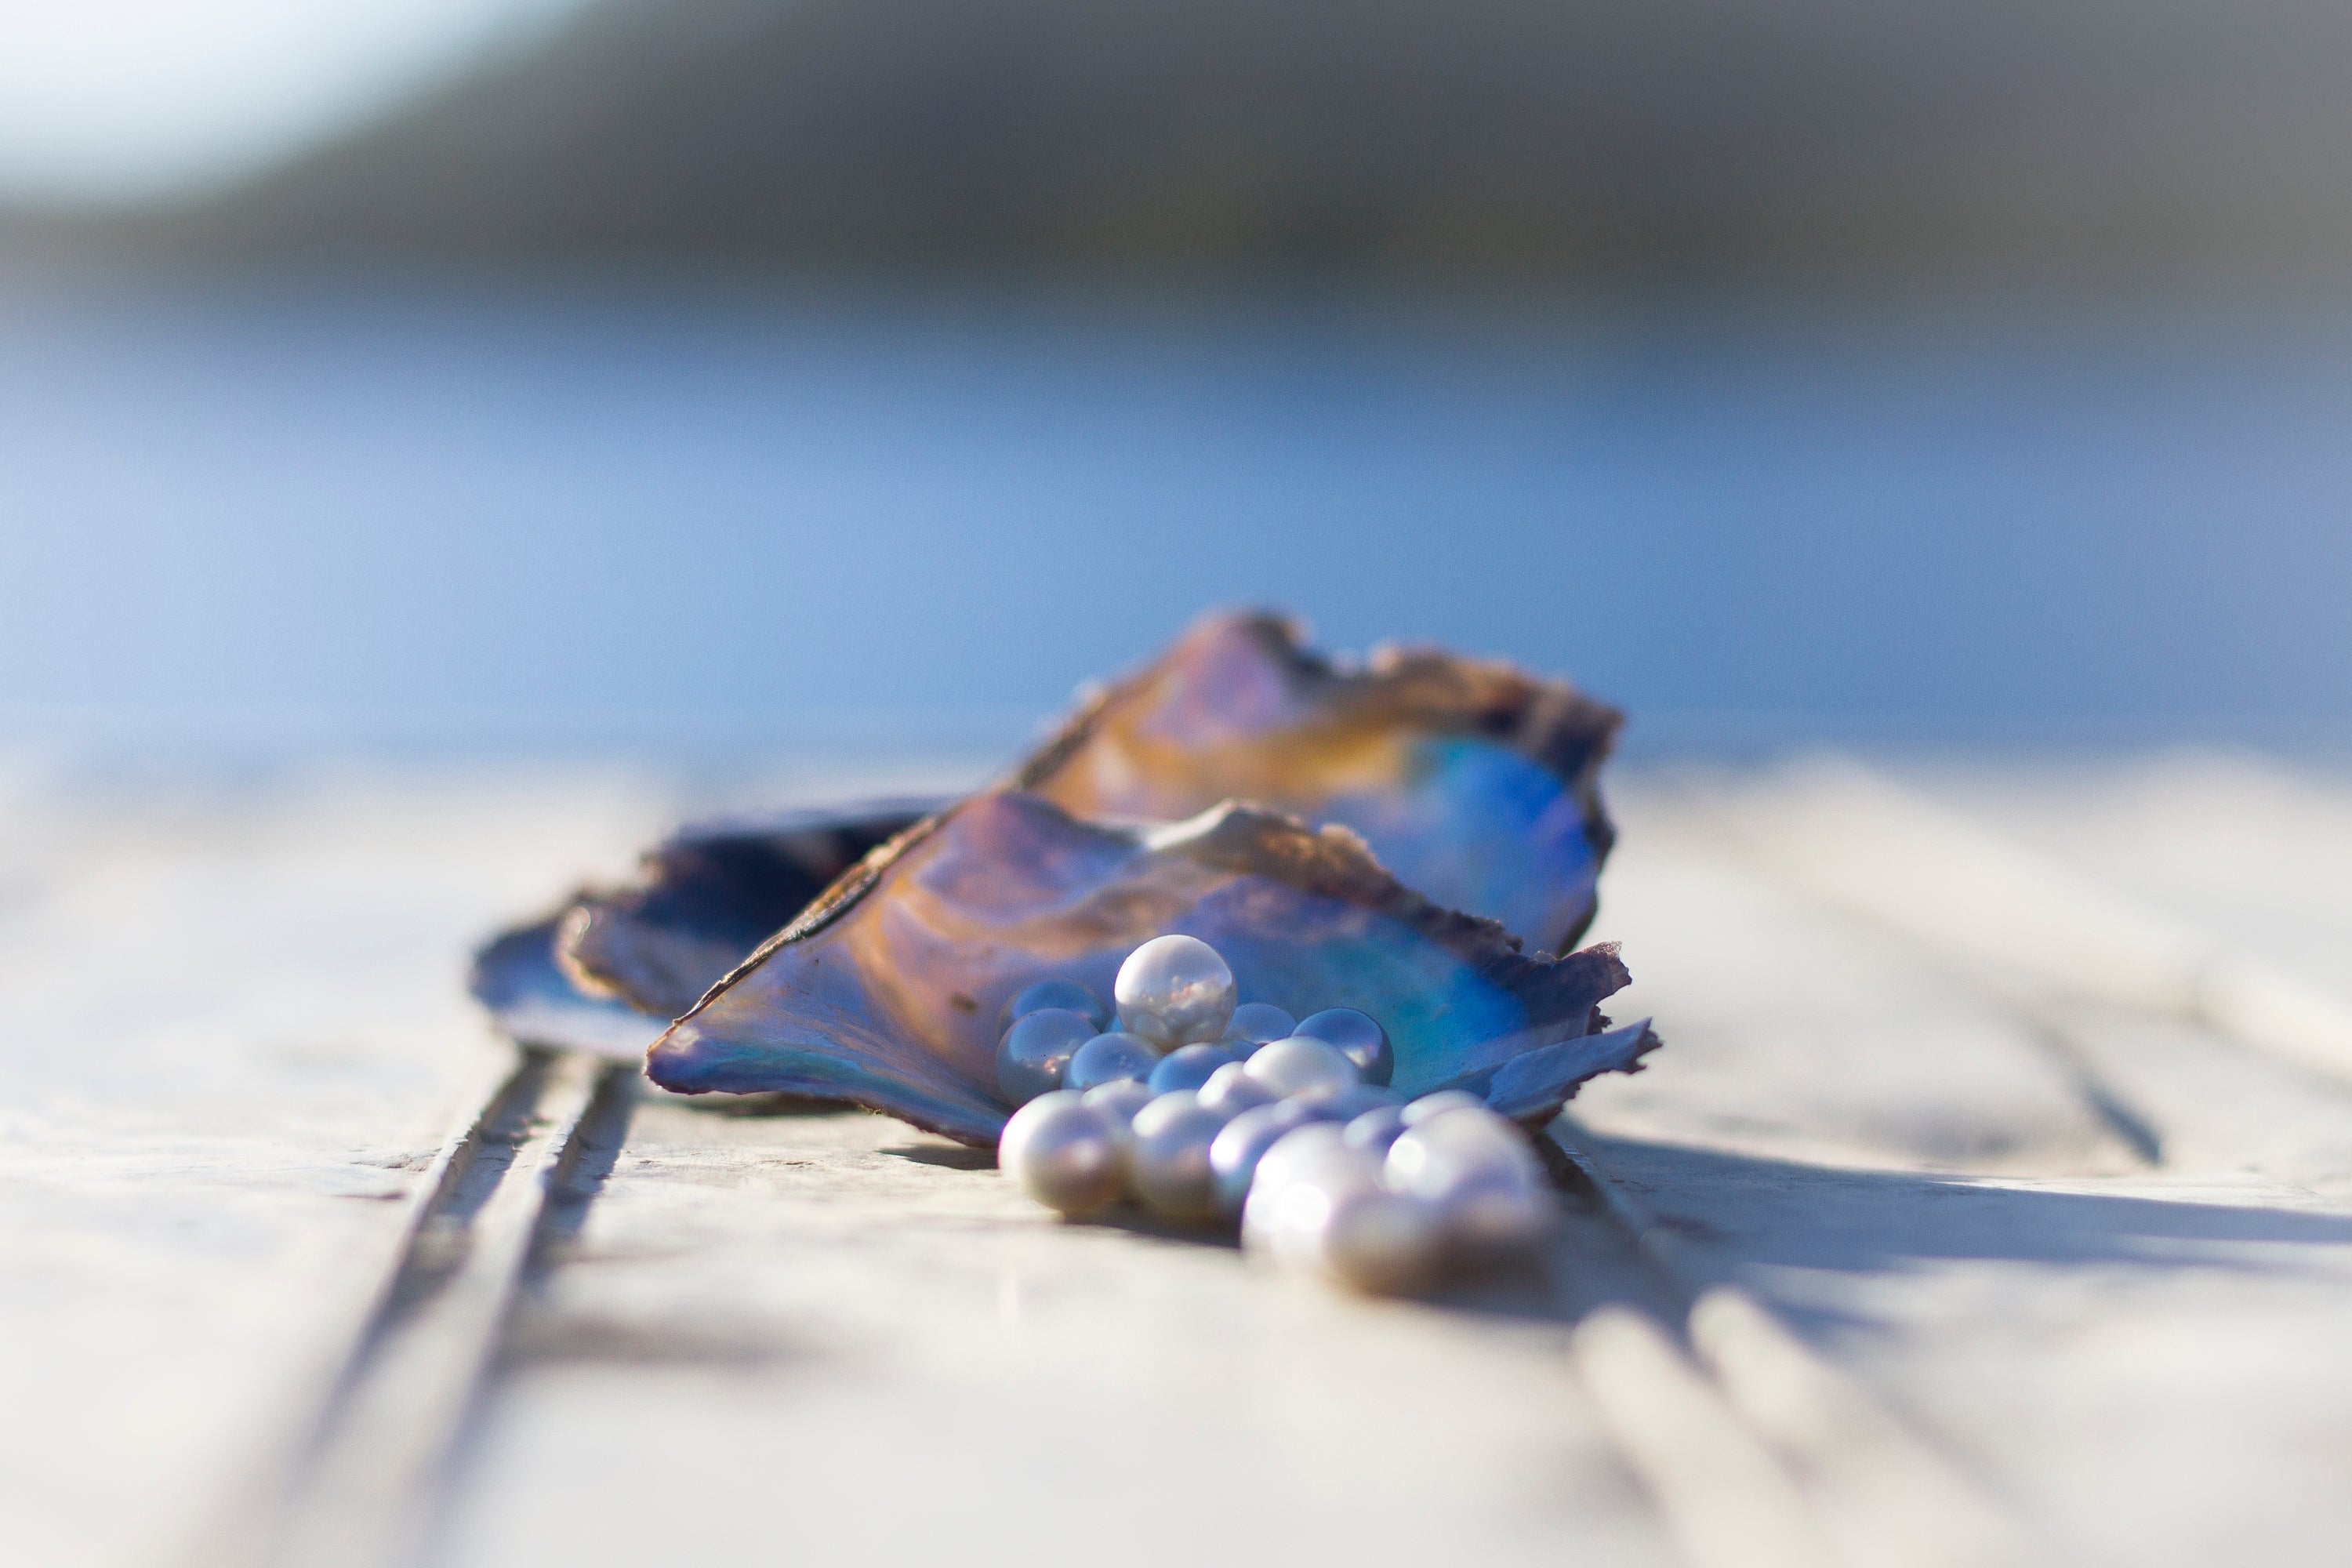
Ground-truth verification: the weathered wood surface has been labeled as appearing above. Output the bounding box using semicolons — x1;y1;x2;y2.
10;751;2352;1567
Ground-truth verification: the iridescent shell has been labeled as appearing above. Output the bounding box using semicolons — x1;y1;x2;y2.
1018;611;1621;956
648;792;1655;1146
467;801;937;1059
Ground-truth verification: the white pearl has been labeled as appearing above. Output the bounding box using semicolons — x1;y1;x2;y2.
1243;1036;1359;1103
1065;1030;1157;1091
1207;1098;1320;1216
1340;1104;1411;1159
1114;935;1238;1049
998;1091;1122;1218
1148;1042;1238;1094
1000;978;1108;1033
1316;1083;1405;1123
1081;1079;1156;1178
1385;1106;1553;1255
1294;1007;1393;1086
995;1007;1098;1103
1400;1089;1486;1125
1317;1185;1446;1295
1127;1091;1230;1224
1240;1124;1377;1264
1221;1003;1297;1054
1196;1060;1278;1120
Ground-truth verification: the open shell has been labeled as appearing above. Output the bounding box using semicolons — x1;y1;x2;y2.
648;791;1654;1146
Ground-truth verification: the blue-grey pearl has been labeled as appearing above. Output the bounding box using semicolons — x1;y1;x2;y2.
998;1091;1122;1218
1340;1104;1411;1159
1293;1007;1393;1086
1000;978;1109;1033
1114;935;1238;1049
1196;1060;1278;1120
1065;1030;1159;1091
1242;1036;1359;1103
1221;1003;1297;1054
1127;1091;1230;1224
1385;1105;1553;1254
1400;1089;1486;1125
1148;1042;1238;1095
1316;1083;1406;1123
1208;1098;1321;1217
995;1007;1098;1104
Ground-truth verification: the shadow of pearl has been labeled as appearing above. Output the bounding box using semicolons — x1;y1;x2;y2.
1000;978;1109;1033
1127;1091;1230;1223
1294;1007;1393;1086
1243;1036;1359;1102
1114;935;1237;1049
1148;1042;1236;1094
996;1007;1098;1103
998;1091;1123;1218
1065;1031;1157;1091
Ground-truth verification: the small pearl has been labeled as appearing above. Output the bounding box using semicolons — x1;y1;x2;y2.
1196;1060;1278;1120
1000;978;1108;1033
1221;1003;1297;1054
1340;1104;1411;1159
1293;1007;1393;1086
1127;1091;1230;1224
1081;1080;1156;1178
1149;1042;1238;1094
1316;1083;1406;1123
1207;1098;1320;1217
1385;1106;1553;1255
998;1091;1121;1218
1065;1031;1159;1091
1114;935;1238;1049
1243;1036;1359;1103
995;1007;1098;1104
1400;1089;1486;1125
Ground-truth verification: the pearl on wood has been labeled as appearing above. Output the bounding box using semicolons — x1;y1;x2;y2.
995;1007;1098;1104
998;1091;1122;1218
1384;1105;1554;1255
1127;1091;1231;1224
1114;935;1237;1049
1293;1007;1393;1086
1065;1031;1158;1091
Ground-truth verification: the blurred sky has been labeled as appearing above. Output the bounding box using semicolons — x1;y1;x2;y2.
0;0;582;201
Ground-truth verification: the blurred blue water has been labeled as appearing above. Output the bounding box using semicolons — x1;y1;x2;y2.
2;281;2349;761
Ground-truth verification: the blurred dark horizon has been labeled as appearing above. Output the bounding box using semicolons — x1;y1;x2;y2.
8;0;2352;292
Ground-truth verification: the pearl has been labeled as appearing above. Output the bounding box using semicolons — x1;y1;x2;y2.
1065;1030;1159;1091
1148;1042;1238;1095
1207;1098;1321;1216
1385;1105;1553;1255
1400;1089;1486;1125
1316;1185;1446;1295
1127;1091;1230;1224
1221;1003;1297;1054
1196;1060;1278;1120
1239;1123;1373;1261
1114;935;1237;1049
1293;1007;1393;1086
1316;1083;1406;1123
1000;978;1108;1033
995;1007;1098;1104
1243;1036;1359;1103
998;1091;1122;1218
1339;1104;1411;1159
1081;1079;1156;1178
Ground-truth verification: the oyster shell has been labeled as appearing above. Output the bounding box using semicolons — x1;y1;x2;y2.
648;791;1655;1146
1018;611;1621;956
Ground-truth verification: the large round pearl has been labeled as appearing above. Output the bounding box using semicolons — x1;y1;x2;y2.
1148;1042;1238;1095
1400;1089;1486;1125
1207;1098;1320;1216
1127;1092;1230;1224
1243;1036;1359;1103
1196;1060;1278;1120
995;1007;1098;1104
1293;1007;1393;1086
1385;1105;1553;1255
1114;935;1238;1049
1239;1123;1373;1261
1065;1030;1158;1092
998;1091;1122;1218
1317;1185;1446;1295
1340;1104;1411;1159
1000;978;1108;1033
1081;1079;1156;1180
1221;1003;1297;1055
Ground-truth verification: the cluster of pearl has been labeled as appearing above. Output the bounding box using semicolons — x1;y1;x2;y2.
995;935;1554;1295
